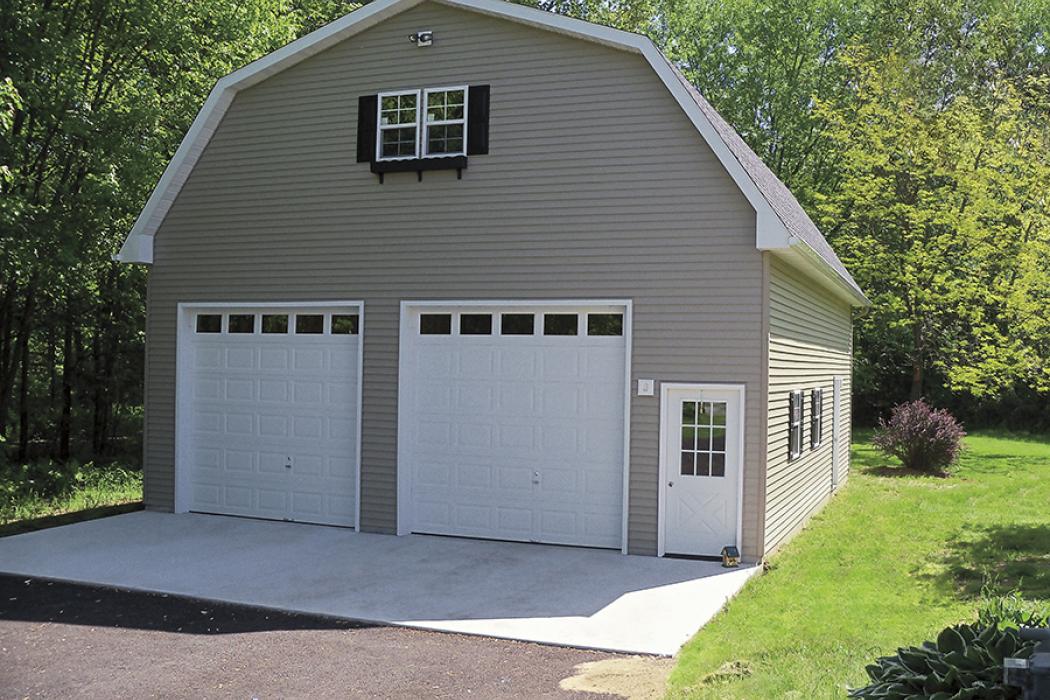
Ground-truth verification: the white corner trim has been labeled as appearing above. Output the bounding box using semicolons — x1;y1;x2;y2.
115;0;804;270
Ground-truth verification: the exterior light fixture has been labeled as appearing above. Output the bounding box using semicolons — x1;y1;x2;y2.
409;30;433;47
721;545;740;568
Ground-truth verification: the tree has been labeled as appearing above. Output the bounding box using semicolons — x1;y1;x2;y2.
813;49;1050;409
0;0;358;461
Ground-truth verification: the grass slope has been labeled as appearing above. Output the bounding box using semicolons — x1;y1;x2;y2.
1;462;142;535
667;432;1050;699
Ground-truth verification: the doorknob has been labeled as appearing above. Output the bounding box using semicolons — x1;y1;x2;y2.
668;481;674;487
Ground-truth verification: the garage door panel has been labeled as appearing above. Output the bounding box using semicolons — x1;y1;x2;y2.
184;306;360;527
402;304;626;548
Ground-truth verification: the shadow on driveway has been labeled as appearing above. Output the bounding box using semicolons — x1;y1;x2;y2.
0;574;371;634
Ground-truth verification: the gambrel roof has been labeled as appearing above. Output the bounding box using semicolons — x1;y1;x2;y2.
116;0;867;305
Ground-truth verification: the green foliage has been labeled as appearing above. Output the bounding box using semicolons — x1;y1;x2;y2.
544;0;1050;424
0;459;142;524
0;0;360;461
848;615;1047;699
977;590;1050;629
813;48;1050;409
667;433;1050;698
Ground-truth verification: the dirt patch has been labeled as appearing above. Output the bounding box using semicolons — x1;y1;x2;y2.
560;655;674;699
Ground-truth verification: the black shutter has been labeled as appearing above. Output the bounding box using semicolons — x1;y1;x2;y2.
466;85;490;155
357;94;378;163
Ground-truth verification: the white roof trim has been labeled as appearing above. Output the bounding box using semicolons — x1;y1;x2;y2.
117;0;802;279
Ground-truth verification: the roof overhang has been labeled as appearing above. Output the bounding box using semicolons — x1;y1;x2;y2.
776;238;870;307
115;0;865;307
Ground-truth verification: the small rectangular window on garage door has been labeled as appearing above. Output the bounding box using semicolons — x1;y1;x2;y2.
543;313;578;336
420;313;452;334
228;314;255;334
295;314;324;334
261;314;289;334
331;314;359;334
501;313;534;335
588;313;623;336
196;314;222;333
460;313;492;335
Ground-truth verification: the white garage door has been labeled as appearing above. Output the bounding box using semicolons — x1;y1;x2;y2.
398;303;628;549
180;305;361;527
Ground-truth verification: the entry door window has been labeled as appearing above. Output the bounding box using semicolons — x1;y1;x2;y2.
680;400;728;477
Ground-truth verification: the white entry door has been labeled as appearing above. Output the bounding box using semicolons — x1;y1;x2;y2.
180;305;361;527
662;385;742;556
398;303;628;549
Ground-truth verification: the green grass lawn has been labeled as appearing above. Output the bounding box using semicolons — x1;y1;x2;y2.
667;432;1050;699
0;461;142;536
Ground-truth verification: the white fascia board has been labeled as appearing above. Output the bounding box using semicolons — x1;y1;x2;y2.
116;0;792;265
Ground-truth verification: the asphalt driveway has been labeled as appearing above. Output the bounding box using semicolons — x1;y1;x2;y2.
0;575;616;699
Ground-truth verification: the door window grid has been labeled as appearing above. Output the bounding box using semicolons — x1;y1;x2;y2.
195;312;359;335
680;400;728;477
415;310;625;337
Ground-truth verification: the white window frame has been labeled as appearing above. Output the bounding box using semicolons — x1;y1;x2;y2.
376;86;468;161
422;85;468;158
811;388;823;449
376;89;421;161
789;390;803;461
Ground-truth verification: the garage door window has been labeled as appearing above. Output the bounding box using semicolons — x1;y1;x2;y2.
196;314;222;333
262;314;289;334
228;314;255;333
543;314;578;336
332;314;359;334
420;313;452;334
501;313;534;335
295;314;324;334
460;313;492;335
588;313;623;336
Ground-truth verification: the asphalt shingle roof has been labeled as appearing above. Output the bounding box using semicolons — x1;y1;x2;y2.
665;59;865;300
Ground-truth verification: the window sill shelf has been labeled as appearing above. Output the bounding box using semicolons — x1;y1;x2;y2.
371;155;468;182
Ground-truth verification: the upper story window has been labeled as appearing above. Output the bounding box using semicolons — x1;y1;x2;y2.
424;88;466;156
359;85;489;181
377;87;467;161
378;91;420;159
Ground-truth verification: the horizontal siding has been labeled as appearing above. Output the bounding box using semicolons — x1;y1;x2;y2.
764;255;853;555
144;1;766;557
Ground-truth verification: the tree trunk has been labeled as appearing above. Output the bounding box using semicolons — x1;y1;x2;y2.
0;277;21;441
910;322;924;401
59;314;73;462
92;319;103;455
16;326;30;462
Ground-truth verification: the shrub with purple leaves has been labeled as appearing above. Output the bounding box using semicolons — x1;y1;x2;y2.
873;400;966;472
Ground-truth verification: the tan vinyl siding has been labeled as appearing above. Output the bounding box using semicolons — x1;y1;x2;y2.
143;1;765;556
764;254;853;554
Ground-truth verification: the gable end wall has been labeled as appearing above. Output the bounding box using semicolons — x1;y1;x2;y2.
142;1;767;557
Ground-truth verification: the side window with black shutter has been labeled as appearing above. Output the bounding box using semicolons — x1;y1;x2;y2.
788;390;803;461
356;94;378;163
467;84;489;155
356;85;489;167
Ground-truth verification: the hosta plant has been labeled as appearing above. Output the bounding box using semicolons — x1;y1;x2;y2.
872;400;966;472
849;620;1044;699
